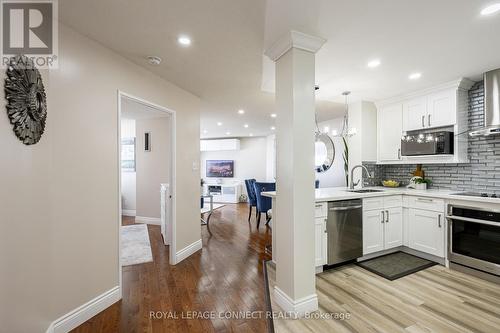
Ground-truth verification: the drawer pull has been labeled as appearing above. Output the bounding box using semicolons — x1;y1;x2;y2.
416;198;433;203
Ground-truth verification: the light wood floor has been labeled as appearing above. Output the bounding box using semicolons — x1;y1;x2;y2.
267;262;500;333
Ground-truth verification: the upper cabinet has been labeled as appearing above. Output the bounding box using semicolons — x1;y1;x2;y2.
403;89;456;131
376;78;474;164
377;103;403;162
403;97;427;131
426;89;456;128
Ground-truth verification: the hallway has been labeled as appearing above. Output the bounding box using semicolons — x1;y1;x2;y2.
73;204;272;332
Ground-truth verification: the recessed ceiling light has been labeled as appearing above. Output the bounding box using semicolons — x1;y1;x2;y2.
243;124;249;128
409;72;422;80
270;126;276;130
238;109;245;114
217;122;222;126
177;35;191;46
367;59;381;68
270;113;277;118
202;129;208;134
249;133;253;137
147;56;162;65
225;131;231;135
481;3;500;15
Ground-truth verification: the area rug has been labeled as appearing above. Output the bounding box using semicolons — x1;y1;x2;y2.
201;203;225;214
357;251;436;280
121;224;153;266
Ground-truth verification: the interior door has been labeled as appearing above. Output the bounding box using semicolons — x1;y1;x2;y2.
378;103;403;161
384;207;403;249
160;184;171;245
363;209;384;255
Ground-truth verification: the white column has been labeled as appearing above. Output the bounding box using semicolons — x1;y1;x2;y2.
265;31;325;315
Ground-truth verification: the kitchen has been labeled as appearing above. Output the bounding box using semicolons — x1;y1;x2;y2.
263;68;500;330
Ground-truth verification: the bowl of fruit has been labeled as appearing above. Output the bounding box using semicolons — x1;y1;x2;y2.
382;180;400;188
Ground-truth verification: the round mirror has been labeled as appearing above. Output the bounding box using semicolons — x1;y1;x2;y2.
315;133;335;173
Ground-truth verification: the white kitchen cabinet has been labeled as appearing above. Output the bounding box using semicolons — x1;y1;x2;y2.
384;207;403;248
377;79;474;164
363;209;384;254
377;103;403;162
403;97;427;131
427;89;456;128
363;196;403;255
402;89;457;132
315;217;327;266
408;208;445;257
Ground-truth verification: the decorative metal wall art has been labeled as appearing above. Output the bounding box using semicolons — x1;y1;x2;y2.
4;55;47;145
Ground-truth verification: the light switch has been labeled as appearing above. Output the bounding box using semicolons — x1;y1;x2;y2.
192;161;199;171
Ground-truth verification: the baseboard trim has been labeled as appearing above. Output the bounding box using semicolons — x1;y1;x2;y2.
175;239;202;264
273;287;318;316
46;286;120;333
122;209;136;216
135;216;161;225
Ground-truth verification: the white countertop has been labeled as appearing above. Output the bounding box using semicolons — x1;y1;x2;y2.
262;186;500;205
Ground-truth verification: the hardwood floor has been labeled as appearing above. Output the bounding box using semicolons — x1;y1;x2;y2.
73;203;272;333
267;261;500;333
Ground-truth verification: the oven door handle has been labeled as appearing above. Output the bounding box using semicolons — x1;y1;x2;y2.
446;215;500;227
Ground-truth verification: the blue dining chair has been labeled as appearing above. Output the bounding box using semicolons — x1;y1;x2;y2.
244;179;257;222
253;182;276;228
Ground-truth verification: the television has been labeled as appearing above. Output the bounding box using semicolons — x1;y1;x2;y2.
206;160;234;178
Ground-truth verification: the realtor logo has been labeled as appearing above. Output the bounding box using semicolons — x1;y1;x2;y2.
1;0;58;68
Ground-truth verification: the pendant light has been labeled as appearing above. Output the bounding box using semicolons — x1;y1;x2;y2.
332;91;356;138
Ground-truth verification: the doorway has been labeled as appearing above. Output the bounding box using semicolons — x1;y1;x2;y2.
117;91;176;294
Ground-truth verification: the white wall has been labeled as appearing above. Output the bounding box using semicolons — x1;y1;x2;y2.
121;118;136;212
348;101;378;185
265;134;276;181
315;117;347;188
0;23;201;333
136;117;171;218
200;137;267;195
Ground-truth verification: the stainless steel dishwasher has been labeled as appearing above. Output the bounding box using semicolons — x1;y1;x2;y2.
327;199;363;265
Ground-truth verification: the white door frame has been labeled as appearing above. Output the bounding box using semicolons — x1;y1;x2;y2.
117;90;177;296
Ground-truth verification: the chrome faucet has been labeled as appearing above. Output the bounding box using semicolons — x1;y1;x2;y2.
350;165;373;189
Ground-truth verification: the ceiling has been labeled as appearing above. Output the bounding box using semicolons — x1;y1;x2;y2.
60;0;500;138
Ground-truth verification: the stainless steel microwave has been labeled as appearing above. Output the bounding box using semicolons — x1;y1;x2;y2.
401;131;454;156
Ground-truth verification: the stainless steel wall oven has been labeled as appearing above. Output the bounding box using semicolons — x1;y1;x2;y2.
447;205;500;276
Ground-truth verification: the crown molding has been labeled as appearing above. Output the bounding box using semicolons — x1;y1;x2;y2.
265;30;326;62
375;78;476;108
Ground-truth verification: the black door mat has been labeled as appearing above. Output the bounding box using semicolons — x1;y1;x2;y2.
357;251;437;281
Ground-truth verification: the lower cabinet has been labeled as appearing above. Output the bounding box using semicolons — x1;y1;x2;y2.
385;207;403;249
363;210;385;254
363;196;403;255
408;208;445;257
315;217;327;266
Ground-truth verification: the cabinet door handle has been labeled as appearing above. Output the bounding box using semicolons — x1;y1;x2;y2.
422;115;425;127
386;210;389;223
398;148;401;160
428;114;431;127
438;214;442;228
417;197;433;202
381;211;385;223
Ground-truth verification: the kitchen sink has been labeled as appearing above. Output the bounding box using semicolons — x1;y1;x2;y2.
347;189;384;193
